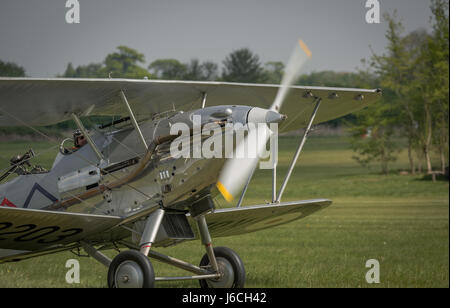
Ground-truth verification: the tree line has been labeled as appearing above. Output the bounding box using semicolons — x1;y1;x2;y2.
59;45;289;85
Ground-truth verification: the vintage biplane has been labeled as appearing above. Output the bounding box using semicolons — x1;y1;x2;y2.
0;41;381;287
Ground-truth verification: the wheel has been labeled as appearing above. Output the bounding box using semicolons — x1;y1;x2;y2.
107;250;155;288
199;246;245;288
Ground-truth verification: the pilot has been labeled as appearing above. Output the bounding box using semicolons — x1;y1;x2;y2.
73;129;87;148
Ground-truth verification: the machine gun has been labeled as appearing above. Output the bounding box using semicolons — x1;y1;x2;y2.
0;149;47;183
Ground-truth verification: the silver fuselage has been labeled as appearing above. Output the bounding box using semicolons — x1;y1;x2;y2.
0;105;254;218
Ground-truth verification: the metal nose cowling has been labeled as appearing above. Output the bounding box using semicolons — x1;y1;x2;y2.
247;107;287;125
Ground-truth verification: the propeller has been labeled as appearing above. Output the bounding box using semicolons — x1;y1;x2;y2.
216;39;312;202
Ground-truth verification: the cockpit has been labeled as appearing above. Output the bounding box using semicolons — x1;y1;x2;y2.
59;129;87;155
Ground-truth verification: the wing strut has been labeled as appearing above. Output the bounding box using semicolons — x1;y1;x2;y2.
235;165;257;208
119;90;148;150
71;113;105;161
201;92;207;109
275;97;322;203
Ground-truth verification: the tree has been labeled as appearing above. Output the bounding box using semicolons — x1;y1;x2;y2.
148;59;186;80
427;0;449;173
409;31;438;175
62;62;103;78
369;13;424;174
263;61;284;84
183;59;204;81
348;12;418;175
63;62;76;77
148;58;219;81
297;70;378;88
222;48;266;83
61;46;151;79
352;2;449;177
0;60;26;77
184;59;219;81
201;61;219;81
103;46;149;78
349;96;399;175
404;0;449;175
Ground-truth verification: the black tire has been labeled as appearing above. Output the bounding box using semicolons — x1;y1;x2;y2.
199;246;245;288
107;250;155;288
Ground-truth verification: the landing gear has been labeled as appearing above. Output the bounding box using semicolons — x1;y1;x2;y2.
199;246;246;288
84;208;245;288
107;208;165;288
195;214;246;288
107;250;155;288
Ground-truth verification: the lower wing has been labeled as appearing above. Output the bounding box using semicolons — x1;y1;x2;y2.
0;207;121;253
189;199;331;238
0;199;331;262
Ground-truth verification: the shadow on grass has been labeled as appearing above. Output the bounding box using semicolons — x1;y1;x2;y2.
416;173;449;183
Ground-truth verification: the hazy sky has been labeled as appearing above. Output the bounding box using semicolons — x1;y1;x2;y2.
0;0;434;77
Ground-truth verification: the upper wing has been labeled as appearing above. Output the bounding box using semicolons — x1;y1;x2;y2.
0;206;122;251
189;199;331;238
0;78;381;132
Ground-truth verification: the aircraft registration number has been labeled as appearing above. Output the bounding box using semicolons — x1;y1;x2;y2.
0;222;83;244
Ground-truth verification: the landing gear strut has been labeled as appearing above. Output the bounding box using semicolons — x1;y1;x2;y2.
107;208;164;288
196;215;246;288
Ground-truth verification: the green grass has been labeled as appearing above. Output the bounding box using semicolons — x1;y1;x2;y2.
0;136;448;288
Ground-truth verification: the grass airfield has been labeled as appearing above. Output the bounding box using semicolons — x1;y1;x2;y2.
0;135;448;288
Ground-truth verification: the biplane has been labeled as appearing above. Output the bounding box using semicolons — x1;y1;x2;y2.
0;41;381;287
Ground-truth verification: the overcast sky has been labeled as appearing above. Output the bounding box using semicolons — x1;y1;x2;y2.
0;0;434;77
